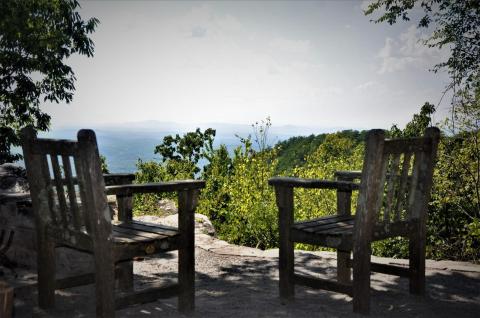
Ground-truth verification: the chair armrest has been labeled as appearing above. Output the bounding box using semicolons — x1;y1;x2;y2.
334;170;362;181
105;180;205;196
268;177;359;191
103;173;135;186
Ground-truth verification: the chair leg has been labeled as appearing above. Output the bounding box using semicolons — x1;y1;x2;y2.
337;250;351;284
37;237;56;309
178;189;196;313
352;245;371;314
94;250;115;318
279;234;295;301
178;244;195;313
409;236;425;295
117;260;134;291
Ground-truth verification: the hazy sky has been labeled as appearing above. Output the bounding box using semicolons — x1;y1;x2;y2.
44;0;452;131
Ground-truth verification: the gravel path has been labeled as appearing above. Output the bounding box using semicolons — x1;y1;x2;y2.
13;246;480;318
10;213;480;317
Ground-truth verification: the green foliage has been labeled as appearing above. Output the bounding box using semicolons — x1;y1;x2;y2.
372;237;410;258
198;125;367;251
198;119;279;249
0;0;99;163
276;134;327;174
217;138;279;249
133;159;196;216
154;128;215;175
197;144;232;225
425;134;480;261
276;130;366;174
100;155;110;174
429;81;480;260
389;102;436;138
133;128;214;216
132;113;479;261
133;160;166;216
292;134;364;250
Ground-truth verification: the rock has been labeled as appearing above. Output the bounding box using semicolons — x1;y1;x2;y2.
157;199;177;214
0;164;93;273
135;213;216;236
107;195;119;219
0;164;29;193
193;213;216;236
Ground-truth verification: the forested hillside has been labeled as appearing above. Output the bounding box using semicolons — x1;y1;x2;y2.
129;100;480;262
275;130;367;174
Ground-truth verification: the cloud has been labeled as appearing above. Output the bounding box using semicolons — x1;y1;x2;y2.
177;4;245;40
269;38;311;54
377;25;448;74
267;65;281;75
355;81;378;91
191;26;207;38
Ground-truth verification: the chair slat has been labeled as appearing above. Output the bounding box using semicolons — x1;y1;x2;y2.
114;221;179;237
384;154;400;222
41;156;58;225
112;225;169;241
407;152;421;219
301;218;355;233
374;154;389;223
62;155;81;230
395;152;412;220
50;155;69;229
294;215;352;230
294;214;347;226
73;156;91;234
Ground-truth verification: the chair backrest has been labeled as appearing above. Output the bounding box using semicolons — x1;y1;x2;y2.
21;127;111;246
354;127;440;239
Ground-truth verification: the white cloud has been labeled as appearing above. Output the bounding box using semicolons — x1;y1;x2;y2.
175;4;245;41
191;26;207;38
269;38;311;54
355;81;378;91
377;25;448;74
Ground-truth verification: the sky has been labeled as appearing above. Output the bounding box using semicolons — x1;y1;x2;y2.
43;0;452;132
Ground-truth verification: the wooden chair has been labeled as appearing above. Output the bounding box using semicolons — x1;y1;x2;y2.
21;127;205;317
269;127;440;314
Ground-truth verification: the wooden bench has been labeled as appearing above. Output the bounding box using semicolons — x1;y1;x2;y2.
21;127;205;317
269;127;440;314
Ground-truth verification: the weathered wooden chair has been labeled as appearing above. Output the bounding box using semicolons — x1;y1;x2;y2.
269;127;440;314
21;127;204;317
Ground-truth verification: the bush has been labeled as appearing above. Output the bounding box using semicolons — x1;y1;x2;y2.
133;159;195;216
292;133;364;250
131;113;480;262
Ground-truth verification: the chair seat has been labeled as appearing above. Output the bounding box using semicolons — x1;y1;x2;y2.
112;220;181;261
291;215;355;250
291;214;416;250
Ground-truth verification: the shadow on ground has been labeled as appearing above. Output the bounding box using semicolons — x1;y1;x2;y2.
11;248;480;317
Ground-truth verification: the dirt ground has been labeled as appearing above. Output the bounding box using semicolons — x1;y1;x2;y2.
11;246;480;318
